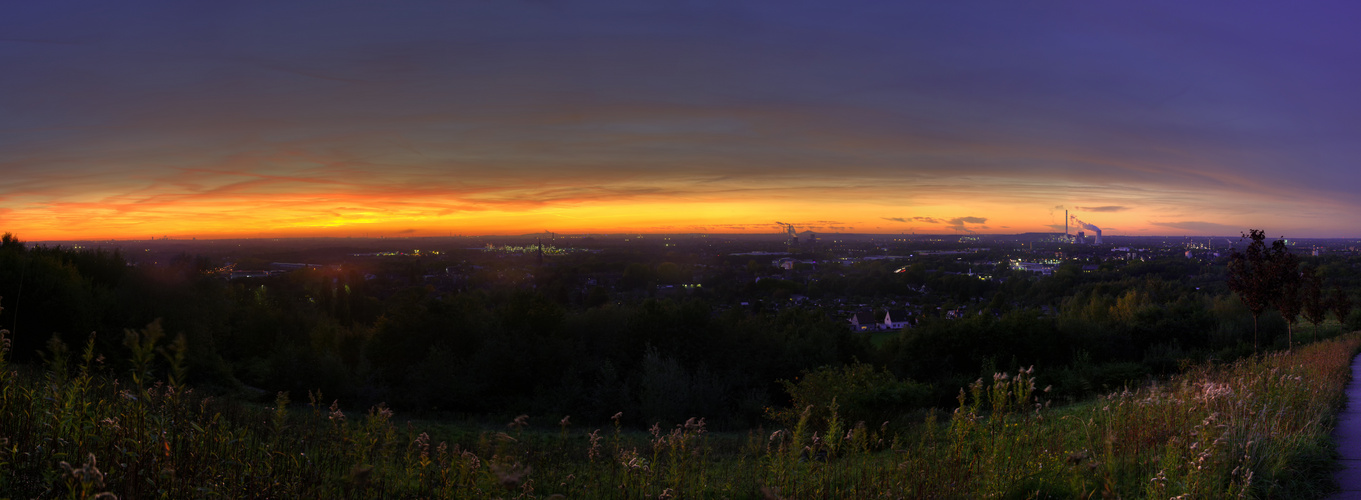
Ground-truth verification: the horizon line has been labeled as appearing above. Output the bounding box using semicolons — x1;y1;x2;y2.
25;232;1361;244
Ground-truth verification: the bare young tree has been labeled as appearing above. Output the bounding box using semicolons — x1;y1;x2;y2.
1332;285;1354;330
1301;265;1328;340
1227;230;1290;353
1273;246;1301;350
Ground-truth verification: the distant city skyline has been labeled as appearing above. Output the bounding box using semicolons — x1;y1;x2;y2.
4;1;1361;240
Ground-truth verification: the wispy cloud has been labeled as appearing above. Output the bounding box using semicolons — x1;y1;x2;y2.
1147;221;1242;235
2;2;1361;237
946;217;988;234
880;216;989;233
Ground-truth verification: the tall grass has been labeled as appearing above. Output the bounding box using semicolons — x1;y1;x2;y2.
2;324;1358;498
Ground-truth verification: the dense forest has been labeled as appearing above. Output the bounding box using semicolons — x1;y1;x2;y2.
1;232;1358;431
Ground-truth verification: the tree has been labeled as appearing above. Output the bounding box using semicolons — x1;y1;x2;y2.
621;263;653;291
1272;247;1301;350
1332;285;1354;330
1227;230;1288;353
0;232;22;251
1301;266;1328;340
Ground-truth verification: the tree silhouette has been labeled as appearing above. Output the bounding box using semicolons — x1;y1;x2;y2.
1272;246;1301;350
1300;265;1328;340
1227;230;1290;353
1332;285;1354;329
0;232;22;250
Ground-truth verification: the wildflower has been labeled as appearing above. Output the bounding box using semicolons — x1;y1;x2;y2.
508;414;529;431
1150;469;1169;492
460;450;481;470
328;400;345;423
368;403;393;420
559;415;571;427
587;429;603;461
414;432;431;459
99;417;120;432
59;453;106;490
619;448;648;471
684;417;706;435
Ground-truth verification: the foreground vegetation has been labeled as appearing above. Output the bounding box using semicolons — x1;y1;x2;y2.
2;234;1358;430
3;232;1360;497
4;319;1357;498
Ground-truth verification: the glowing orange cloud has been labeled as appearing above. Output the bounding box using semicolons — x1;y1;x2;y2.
3;112;1357;240
4;158;1353;241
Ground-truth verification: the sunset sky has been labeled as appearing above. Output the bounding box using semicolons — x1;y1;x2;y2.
3;1;1361;240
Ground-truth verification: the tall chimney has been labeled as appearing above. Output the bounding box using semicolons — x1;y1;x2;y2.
1064;210;1069;238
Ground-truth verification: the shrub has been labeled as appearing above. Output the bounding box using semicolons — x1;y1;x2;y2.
771;361;929;429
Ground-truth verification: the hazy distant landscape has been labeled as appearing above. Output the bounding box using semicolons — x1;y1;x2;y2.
1;229;1359;497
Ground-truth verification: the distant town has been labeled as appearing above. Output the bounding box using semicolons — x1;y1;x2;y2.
42;230;1361;334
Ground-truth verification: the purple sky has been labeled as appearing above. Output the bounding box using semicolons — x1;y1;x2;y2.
3;1;1361;239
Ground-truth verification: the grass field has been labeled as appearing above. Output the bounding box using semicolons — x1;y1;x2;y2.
2;327;1358;498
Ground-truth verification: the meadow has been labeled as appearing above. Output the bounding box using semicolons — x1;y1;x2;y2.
3;321;1356;499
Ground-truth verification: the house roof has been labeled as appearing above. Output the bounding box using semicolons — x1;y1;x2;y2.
849;311;878;324
884;310;909;321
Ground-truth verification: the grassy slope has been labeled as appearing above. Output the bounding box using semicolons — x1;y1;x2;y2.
2;331;1358;499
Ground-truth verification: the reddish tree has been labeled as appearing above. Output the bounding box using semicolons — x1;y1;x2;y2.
1227;230;1290;353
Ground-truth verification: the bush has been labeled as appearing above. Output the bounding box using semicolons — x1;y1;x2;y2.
771;361;929;428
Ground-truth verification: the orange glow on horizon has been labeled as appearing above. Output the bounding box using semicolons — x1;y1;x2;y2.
4;192;1238;242
4;164;1347;240
7;192;1070;241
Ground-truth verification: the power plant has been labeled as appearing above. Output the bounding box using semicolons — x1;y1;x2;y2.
1069;214;1103;245
776;222;797;242
776;222;817;247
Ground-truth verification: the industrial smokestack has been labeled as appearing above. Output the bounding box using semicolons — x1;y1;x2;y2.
1070;215;1101;238
1065;210;1068;238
